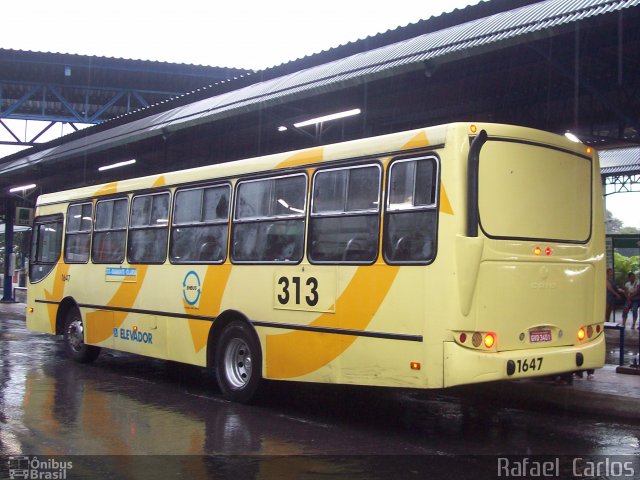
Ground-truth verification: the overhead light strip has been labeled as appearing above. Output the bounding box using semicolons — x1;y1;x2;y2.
294;108;361;128
98;159;136;172
279;108;361;131
9;183;36;193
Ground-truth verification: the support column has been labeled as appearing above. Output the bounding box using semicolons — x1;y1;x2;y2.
2;198;15;302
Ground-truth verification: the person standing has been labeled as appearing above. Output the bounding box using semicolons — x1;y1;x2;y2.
606;267;623;323
621;271;640;329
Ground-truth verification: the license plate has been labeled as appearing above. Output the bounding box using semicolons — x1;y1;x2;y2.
529;329;552;343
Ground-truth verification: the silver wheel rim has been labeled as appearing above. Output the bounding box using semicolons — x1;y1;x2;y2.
67;318;85;352
223;338;252;389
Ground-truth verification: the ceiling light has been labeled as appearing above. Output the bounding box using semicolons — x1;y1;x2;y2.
293;109;361;128
98;159;136;172
9;184;36;193
564;132;581;143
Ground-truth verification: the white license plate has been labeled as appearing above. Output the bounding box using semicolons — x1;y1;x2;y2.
529;329;552;343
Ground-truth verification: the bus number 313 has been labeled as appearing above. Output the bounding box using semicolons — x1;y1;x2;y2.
277;276;319;307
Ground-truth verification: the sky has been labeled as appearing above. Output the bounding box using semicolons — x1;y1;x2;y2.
2;0;481;70
1;0;638;228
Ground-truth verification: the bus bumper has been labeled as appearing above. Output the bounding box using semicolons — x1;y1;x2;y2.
443;334;605;388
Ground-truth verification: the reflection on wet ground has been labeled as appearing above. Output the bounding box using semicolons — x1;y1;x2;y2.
2;315;640;478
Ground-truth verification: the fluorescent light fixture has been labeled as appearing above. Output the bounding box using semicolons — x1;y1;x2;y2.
9;184;36;193
293;108;361;128
564;132;581;143
98;159;136;172
278;126;288;132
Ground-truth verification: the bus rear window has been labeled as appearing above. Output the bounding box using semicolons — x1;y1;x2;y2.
479;141;592;243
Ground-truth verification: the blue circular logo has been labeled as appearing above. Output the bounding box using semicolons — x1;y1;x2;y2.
182;271;201;306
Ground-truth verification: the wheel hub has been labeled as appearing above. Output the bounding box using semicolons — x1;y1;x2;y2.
67;320;85;352
224;338;252;388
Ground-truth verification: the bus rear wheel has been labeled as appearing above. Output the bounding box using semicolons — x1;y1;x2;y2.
63;308;101;363
215;321;262;403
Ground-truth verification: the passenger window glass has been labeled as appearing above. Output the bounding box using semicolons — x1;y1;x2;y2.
346;167;379;211
174;189;202;224
95;198;128;231
232;174;306;263
171;185;230;263
236;181;270;219
273;176;306;216
312;170;345;213
309;165;381;264
131;194;169;228
415;160;436;206
92;198;128;264
128;193;170;264
384;156;439;264
203;187;229;222
65;203;93;263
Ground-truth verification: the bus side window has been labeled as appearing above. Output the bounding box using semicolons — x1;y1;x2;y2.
29;215;64;283
231;174;306;263
308;164;381;264
92;197;129;264
383;156;439;264
128;192;170;264
64;202;93;263
170;184;230;264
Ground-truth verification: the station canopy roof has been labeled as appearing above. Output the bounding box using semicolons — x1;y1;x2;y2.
600;147;640;176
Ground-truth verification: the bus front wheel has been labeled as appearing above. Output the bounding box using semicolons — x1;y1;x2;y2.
215;321;262;403
63;308;101;363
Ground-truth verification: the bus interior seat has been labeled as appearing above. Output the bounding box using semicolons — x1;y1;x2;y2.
199;241;221;261
343;237;373;261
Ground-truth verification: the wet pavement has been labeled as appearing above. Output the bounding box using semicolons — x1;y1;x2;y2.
1;301;639;479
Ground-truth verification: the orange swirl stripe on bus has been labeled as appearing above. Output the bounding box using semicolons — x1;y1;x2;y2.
266;265;399;379
93;181;118;196
275;147;324;169
85;265;150;343
266;131;434;378
440;184;453;215
44;263;70;333
402;130;429;151
84;176;166;344
184;263;233;353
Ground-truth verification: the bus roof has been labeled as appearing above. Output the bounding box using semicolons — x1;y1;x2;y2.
36;122;591;206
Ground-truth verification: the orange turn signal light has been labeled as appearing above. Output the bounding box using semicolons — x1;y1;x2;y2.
578;328;586;341
410;362;421;370
484;333;496;349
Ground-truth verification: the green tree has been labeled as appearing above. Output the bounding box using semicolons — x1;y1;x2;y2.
605;209;624;233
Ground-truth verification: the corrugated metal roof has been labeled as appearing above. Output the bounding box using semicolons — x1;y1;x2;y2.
600;147;640;175
2;0;639;175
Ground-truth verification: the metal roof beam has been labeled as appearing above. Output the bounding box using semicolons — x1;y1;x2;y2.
604;174;640;194
0;119;21;144
47;85;87;123
88;91;126;123
528;41;640;136
1;85;40;117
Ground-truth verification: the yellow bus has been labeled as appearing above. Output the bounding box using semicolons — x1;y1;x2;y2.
26;122;605;403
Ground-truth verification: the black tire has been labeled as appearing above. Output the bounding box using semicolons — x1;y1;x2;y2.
215;321;262;403
63;308;101;363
